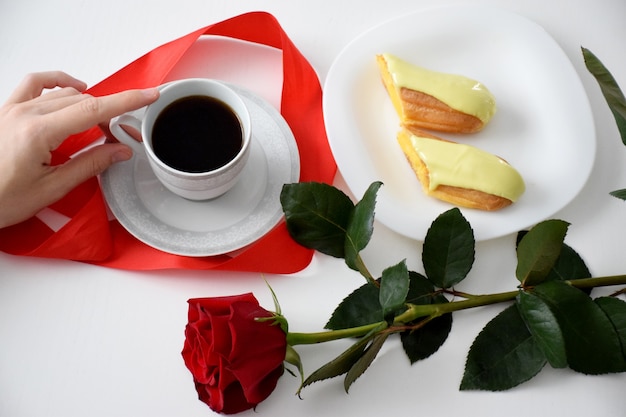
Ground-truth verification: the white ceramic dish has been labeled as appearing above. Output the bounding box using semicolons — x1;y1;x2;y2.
101;37;300;256
323;5;596;241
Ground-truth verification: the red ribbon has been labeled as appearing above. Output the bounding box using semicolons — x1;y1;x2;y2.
0;12;336;273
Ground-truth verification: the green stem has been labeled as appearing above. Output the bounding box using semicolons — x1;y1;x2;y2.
395;290;518;324
444;289;479;299
287;321;385;346
565;274;626;290
354;253;378;287
397;274;626;323
286;274;626;347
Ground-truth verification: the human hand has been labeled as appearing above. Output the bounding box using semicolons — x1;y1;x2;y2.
0;71;159;228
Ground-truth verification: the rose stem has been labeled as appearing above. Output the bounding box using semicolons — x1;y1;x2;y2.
285;275;626;346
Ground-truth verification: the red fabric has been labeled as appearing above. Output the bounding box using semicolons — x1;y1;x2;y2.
0;12;336;273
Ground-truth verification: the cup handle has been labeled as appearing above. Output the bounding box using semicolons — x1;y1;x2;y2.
108;114;145;155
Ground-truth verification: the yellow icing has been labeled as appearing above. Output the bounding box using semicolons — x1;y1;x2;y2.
382;53;496;124
410;135;525;202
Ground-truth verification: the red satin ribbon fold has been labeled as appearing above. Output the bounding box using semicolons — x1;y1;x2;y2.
0;12;336;273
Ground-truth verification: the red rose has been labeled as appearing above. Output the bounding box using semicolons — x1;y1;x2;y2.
182;293;287;414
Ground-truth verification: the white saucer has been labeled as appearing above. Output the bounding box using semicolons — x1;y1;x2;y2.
101;85;300;256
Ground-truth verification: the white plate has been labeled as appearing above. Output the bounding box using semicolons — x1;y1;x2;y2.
101;36;299;256
323;5;596;241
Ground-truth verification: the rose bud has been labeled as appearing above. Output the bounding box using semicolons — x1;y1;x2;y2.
182;293;287;414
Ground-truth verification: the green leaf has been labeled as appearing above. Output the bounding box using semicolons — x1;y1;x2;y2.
423;208;475;289
344;333;389;393
544;243;591;282
301;323;386;390
404;271;435;304
461;304;546;391
285;345;304;387
515;220;569;287
301;333;371;389
400;293;452;363
609;189;626;201
583;47;626;146
326;270;438;330
280;182;354;258
517;232;591;291
399;272;453;363
517;290;567;368
379;260;410;320
325;282;381;330
345;181;382;272
594;297;626;359
533;281;626;374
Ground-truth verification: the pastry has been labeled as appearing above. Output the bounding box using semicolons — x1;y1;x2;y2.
397;128;525;210
377;53;496;134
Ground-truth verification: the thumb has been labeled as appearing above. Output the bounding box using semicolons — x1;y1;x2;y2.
50;143;133;195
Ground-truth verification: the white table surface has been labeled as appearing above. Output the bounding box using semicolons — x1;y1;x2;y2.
1;0;625;416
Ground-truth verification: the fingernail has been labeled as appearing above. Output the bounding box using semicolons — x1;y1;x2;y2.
141;87;160;99
112;148;133;163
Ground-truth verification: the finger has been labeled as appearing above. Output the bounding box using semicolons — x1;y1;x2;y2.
44;88;159;148
44;143;133;200
24;87;85;114
34;86;83;103
5;71;87;104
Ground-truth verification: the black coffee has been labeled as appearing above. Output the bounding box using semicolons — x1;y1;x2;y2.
152;95;243;173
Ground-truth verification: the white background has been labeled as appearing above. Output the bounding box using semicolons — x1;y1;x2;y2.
0;0;625;416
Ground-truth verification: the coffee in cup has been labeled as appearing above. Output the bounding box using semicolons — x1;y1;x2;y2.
152;95;243;173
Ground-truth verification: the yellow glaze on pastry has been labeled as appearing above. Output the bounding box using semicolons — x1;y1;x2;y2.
381;53;496;124
409;135;525;202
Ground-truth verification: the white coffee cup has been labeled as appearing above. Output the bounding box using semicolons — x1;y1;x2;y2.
109;78;251;200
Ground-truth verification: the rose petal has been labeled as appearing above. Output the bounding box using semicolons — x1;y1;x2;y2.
188;294;259;318
227;301;287;403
